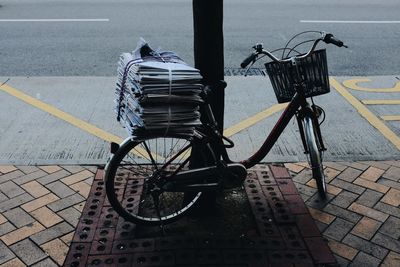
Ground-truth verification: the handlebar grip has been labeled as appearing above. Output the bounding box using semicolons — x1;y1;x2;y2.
324;33;346;47
240;53;257;68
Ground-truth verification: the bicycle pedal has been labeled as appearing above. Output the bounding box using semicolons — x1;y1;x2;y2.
221;163;247;189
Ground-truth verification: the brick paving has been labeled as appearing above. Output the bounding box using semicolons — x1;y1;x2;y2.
0;161;399;266
0;166;95;266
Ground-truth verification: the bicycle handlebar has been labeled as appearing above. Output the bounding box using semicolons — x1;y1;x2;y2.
240;32;346;68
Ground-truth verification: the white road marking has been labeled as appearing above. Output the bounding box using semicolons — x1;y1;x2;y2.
300;20;400;24
0;19;110;22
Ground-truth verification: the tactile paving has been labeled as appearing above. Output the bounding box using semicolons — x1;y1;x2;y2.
63;165;337;266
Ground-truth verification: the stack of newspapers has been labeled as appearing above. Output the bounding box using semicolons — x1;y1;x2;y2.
115;39;204;138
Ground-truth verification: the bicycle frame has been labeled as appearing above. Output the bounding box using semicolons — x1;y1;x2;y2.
200;84;324;170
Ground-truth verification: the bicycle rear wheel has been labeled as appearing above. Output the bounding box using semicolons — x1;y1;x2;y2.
104;137;202;226
303;115;326;198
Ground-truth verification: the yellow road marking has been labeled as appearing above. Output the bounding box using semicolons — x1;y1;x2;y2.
223;103;287;137
343;78;400;92
330;78;400;150
0;84;155;160
381;115;400;121
362;100;400;105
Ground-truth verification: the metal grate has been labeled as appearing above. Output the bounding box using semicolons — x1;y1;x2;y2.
63;166;337;267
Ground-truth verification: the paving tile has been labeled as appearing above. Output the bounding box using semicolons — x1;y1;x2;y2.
83;166;98;173
374;202;400;218
385;160;400;168
351;216;381;240
70;181;91;198
360;166;385;182
330;178;365;195
359;161;392;171
13;170;47;185
306;193;335;209
0;192;8;202
353;178;390;194
57;207;81;227
380;188;400;207
31;206;63;228
41;238;69;265
306;179;342;195
0;165;17;174
348;202;389;222
84;177;94;185
62;165;85;174
324;162;348;172
0;222;16;236
379;216;400;239
60;232;74;246
343;233;388;260
0;221;45;246
36;170;71;185
330;190;359;209
73;201;86;212
284;163;305;173
323;203;362;223
337;167;363;182
342;162;370;171
327;238;358;261
0;181;25;198
30;222;74;245
378;178;400;191
10;238;47;266
47;193;85;212
0;213;7;224
16;166;40;174
61;170;93;186
323;217;354;241
324;167;341;183
45;181;75;198
334;254;350;267
0;170;25;184
382;166;400;181
349;251;381;267
0;240;16;265
3;207;35;228
293;182;318;196
372;233;400;253
292;168;312;184
308;207;336;224
20;193;59;212
0;257;25;267
356;189;383;208
38;165;62;174
30;257;58;267
314;220;329;232
0;193;34;213
381;251;400;267
21;181;50;198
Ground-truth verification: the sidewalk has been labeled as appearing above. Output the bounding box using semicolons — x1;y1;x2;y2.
0;161;399;266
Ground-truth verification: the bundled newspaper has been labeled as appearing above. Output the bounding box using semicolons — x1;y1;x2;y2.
115;38;204;138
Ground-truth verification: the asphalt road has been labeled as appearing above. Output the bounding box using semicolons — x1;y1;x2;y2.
0;0;399;76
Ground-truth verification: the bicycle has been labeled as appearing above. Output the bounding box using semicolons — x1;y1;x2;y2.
104;31;346;226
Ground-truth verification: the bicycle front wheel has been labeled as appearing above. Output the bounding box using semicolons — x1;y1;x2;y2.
303;116;326;198
104;137;202;226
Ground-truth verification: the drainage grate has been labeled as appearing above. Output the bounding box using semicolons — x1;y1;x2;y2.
224;68;266;76
64;166;337;266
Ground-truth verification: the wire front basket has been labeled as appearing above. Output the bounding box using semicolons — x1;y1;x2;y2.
265;49;330;103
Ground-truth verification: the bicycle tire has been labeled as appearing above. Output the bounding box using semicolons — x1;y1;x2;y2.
104;137;203;226
303;115;326;198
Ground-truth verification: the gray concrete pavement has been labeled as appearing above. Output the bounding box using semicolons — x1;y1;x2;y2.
0;0;399;76
1;75;399;165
